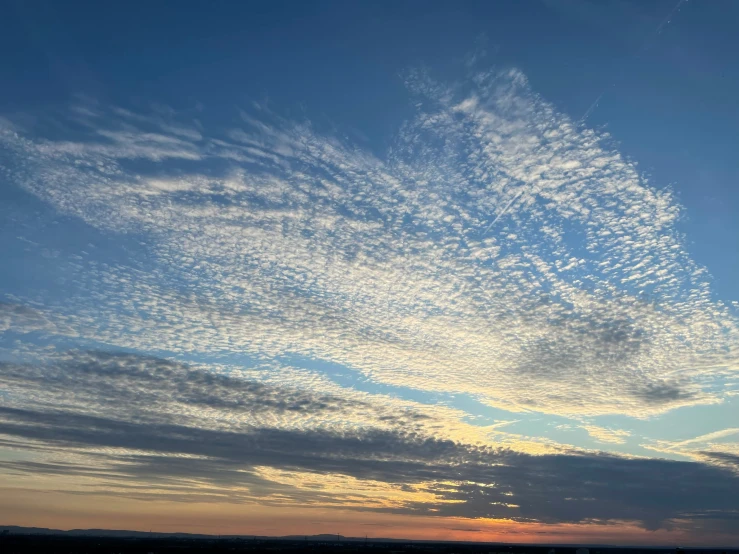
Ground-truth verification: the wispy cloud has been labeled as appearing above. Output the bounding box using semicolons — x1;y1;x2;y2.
643;428;739;471
581;425;631;445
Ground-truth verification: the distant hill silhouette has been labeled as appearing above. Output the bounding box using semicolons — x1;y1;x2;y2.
2;526;738;551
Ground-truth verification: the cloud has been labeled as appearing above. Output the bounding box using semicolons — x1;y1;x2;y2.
643;429;739;472
2;68;736;418
581;425;631;444
1;352;739;533
0;302;62;335
0;351;441;437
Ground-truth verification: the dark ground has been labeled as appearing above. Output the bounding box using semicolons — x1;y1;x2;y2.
1;535;737;554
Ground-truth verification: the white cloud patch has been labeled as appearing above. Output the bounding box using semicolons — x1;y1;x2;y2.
581;425;631;444
0;68;737;419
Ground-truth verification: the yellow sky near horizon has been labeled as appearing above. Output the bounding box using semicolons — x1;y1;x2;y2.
1;485;733;547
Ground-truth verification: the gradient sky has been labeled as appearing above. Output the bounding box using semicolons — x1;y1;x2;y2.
1;0;739;546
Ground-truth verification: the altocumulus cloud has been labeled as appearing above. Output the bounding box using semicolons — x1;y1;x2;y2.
1;66;739;534
1;69;736;417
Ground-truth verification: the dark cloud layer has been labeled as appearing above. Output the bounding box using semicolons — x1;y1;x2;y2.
1;351;354;416
1;351;739;534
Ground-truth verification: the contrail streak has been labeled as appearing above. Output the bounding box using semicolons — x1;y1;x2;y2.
581;91;605;123
654;0;688;36
482;188;526;236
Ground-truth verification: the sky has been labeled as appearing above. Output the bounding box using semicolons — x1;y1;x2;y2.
1;0;739;546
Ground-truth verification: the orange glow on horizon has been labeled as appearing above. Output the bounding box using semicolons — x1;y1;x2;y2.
1;486;734;548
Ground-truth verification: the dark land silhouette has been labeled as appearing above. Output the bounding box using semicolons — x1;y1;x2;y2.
1;527;737;554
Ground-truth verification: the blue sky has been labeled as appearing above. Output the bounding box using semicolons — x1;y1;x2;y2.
2;0;738;297
1;0;739;544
